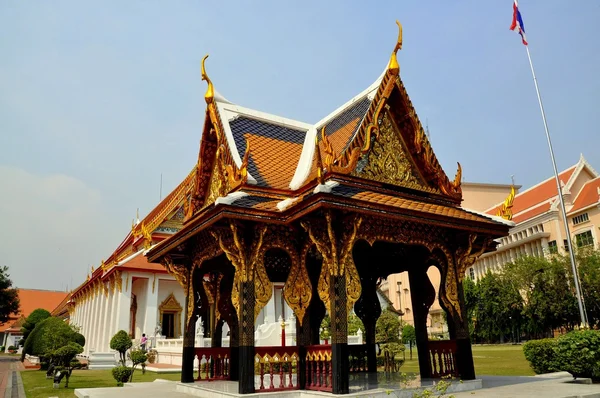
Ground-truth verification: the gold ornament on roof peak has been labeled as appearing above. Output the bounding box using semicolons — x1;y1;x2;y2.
496;185;516;220
388;20;403;72
201;54;214;104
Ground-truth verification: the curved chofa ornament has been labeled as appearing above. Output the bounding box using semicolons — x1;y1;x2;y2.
388;20;402;72
496;185;516;220
201;54;214;104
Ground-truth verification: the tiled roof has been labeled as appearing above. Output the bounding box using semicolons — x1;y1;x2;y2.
329;185;499;225
512;166;575;215
118;251;167;273
513;202;552;224
570;177;600;213
486;165;576;218
0;289;68;332
317;96;372;154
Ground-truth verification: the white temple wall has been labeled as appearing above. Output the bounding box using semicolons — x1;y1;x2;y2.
143;275;159;339
131;278;148;339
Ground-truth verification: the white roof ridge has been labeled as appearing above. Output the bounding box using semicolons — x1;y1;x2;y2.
289;69;386;191
461;207;516;227
216;101;312;131
313;68;386;129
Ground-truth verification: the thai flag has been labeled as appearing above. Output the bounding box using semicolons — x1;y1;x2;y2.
510;0;528;45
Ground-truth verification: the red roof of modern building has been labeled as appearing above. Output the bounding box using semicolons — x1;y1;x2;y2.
0;289;68;333
570;177;600;214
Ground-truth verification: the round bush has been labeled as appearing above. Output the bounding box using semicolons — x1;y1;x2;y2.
112;366;132;386
73;333;86;347
523;338;557;374
554;330;600;381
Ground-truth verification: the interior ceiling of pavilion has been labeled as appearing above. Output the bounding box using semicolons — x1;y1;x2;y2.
177;21;514;231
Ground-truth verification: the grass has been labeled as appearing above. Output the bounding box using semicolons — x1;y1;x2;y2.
400;344;535;376
20;368;182;398
21;345;534;397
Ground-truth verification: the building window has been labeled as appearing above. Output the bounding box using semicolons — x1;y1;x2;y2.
575;231;594;248
548;240;558;254
572;213;589;226
469;268;475;280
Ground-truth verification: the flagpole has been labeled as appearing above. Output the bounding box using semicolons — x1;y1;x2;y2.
523;45;588;327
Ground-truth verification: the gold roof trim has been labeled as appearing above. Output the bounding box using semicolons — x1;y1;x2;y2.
388;20;403;72
496;185;516;220
201;54;214;104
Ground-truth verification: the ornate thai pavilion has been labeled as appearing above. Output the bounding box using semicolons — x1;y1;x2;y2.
147;22;510;394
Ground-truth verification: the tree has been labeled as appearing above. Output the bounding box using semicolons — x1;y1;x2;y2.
504;256;578;338
129;349;148;381
576;249;600;328
462;277;479;338
110;330;132;365
347;313;365;335
50;342;83;388
473;271;523;343
401;324;416;360
0;266;19;323
20;309;51;360
23;317;81;358
375;308;401;344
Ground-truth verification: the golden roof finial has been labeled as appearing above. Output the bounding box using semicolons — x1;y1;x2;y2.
201;54;214;104
388;20;403;72
91;265;95;273
315;134;324;185
496;185;516;220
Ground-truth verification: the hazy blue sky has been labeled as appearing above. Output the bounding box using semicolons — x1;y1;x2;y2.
1;1;599;290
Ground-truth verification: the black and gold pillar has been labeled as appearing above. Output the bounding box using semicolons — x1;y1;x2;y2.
181;261;196;383
238;281;255;394
330;274;349;394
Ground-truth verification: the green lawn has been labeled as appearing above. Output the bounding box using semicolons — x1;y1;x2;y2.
400;344;535;376
21;345;534;397
20;368;182;398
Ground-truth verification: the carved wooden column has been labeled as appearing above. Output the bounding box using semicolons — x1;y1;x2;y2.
162;256;196;383
353;241;382;377
213;222;271;394
301;212;362;395
330;273;349;394
238;279;255;393
440;235;488;381
408;264;435;379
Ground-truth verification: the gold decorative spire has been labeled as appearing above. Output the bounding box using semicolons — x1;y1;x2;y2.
496;185;516;220
388;20;403;72
201;54;214;104
315;134;324;184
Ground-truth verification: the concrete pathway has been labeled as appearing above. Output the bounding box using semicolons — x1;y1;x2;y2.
0;356;25;398
452;373;600;398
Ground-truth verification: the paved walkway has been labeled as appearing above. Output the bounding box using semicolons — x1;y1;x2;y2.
0;356;25;398
75;374;600;398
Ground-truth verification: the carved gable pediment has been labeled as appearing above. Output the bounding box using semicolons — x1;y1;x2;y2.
352;111;433;193
159;293;182;312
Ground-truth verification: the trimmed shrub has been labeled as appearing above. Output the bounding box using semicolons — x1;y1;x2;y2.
112;366;132;386
23;317;83;358
129;349;148;382
554;330;600;381
110;330;132;365
523;338;557;374
73;333;85;348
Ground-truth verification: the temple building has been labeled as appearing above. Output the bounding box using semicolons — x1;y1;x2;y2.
145;22;510;394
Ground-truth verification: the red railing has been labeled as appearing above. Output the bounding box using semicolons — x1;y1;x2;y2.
428;340;458;378
305;345;332;392
254;346;299;392
195;347;231;381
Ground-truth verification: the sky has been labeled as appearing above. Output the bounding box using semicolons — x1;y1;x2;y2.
1;1;599;291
